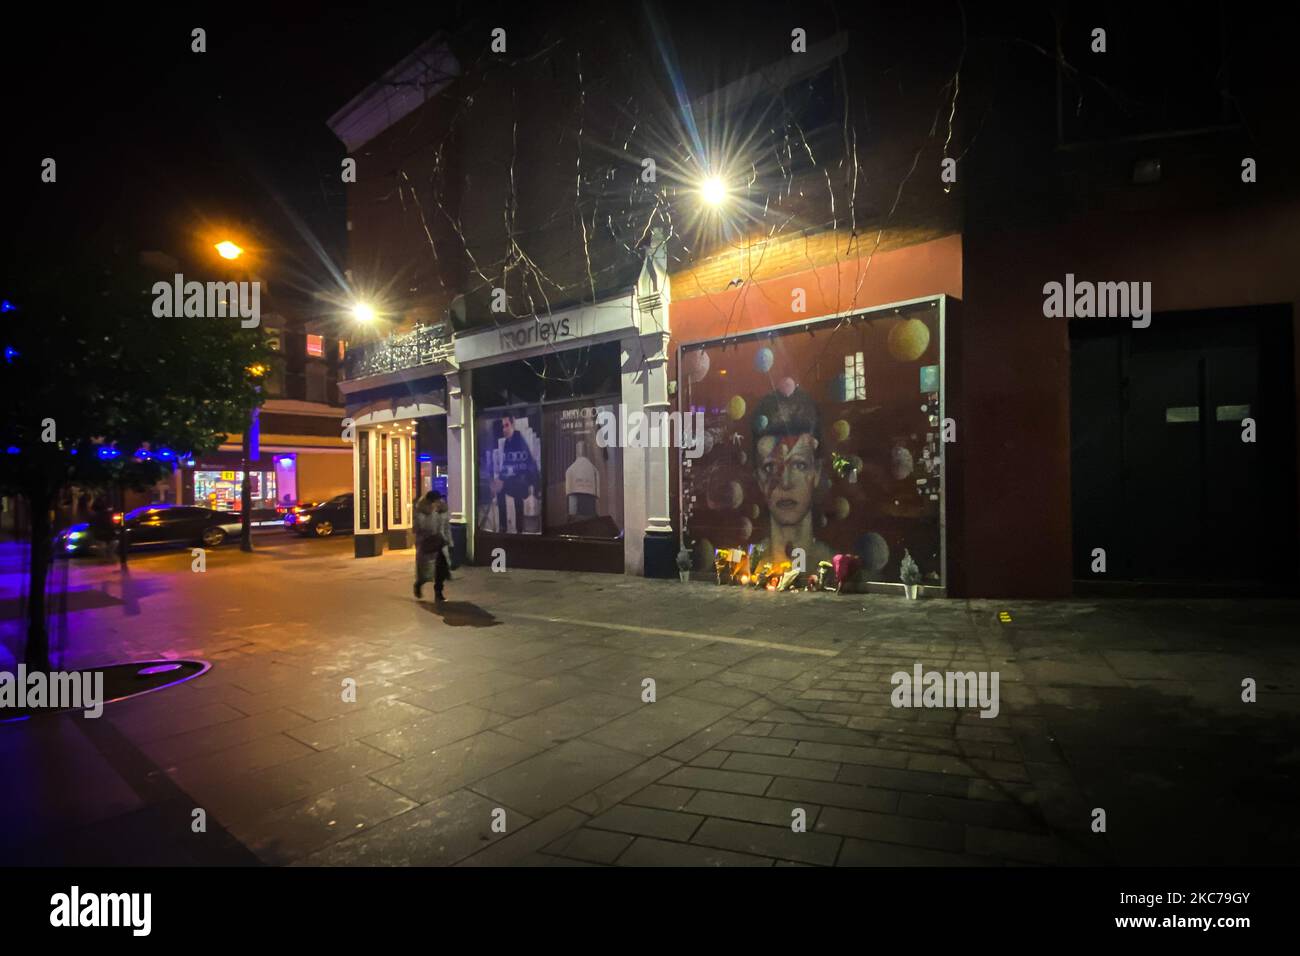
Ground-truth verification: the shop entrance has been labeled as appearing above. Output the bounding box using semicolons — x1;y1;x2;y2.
1070;305;1297;589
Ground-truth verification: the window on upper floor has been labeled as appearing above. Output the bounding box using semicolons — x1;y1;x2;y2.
306;334;324;358
844;351;865;401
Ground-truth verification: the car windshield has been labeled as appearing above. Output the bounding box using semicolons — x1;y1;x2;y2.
328;495;351;505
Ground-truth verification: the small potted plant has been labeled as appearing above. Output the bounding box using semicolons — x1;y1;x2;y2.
900;548;922;599
676;546;693;584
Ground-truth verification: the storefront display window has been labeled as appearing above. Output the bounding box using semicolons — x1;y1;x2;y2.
476;406;542;534
545;398;623;539
194;469;277;512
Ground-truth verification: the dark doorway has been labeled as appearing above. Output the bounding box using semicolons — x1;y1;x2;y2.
1070;305;1297;591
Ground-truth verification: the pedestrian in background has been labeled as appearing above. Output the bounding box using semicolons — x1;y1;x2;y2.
414;490;451;602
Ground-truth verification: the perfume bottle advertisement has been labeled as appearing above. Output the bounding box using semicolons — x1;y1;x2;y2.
544;398;623;539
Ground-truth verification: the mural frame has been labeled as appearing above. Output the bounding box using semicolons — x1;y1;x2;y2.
675;293;949;595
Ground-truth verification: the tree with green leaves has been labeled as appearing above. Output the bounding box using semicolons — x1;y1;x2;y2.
0;245;275;667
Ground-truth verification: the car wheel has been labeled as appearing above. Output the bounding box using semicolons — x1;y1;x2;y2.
313;520;334;537
201;527;227;548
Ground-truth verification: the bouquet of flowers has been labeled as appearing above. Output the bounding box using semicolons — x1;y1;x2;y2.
714;549;731;585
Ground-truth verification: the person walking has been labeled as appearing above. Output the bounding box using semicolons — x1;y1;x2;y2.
414;490;452;602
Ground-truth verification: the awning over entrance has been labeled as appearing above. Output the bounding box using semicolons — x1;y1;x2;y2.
347;391;447;428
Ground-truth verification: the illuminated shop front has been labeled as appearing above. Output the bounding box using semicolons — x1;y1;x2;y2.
181;452;284;518
449;252;674;575
193;468;277;511
340;243;675;575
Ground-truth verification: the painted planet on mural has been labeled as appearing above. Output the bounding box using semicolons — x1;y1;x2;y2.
684;349;711;383
727;395;747;420
725;480;744;509
887;318;930;362
736;450;747;466
749;503;760;520
890;446;914;480
857;531;890;573
706;479;744;510
832;419;850;442
755;347;775;373
778;377;797;397
833;496;851;520
738;516;753;540
754;414;768;432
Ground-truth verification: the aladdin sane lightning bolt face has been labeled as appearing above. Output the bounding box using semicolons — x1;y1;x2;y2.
756;433;820;526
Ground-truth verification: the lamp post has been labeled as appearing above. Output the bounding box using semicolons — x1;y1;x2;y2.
213;238;262;552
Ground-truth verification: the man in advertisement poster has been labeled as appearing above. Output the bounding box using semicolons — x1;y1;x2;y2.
753;387;834;567
490;414;539;534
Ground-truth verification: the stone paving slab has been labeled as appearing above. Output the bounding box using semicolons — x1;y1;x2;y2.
470;739;644;817
369;730;543;803
297;789;522;866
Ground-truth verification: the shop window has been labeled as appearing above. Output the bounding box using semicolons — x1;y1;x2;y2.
194;469;277;511
306;334;324;357
338;340;347;361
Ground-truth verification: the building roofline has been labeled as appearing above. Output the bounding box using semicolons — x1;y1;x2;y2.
327;33;461;153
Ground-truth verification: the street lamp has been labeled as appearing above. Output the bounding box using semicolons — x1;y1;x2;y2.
351;302;376;323
699;175;728;209
214;240;244;260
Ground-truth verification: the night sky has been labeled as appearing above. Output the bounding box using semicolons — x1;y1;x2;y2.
6;7;461;292
6;3;1296;294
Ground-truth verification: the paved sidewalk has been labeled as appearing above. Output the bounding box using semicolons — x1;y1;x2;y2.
2;537;1298;866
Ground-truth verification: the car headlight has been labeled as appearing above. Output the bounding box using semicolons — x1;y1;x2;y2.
68;531;86;540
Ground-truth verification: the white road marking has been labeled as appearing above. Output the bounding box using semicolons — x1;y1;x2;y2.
505;612;838;657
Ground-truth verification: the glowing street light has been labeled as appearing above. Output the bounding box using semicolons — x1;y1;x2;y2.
699;176;728;209
214;240;245;260
351;302;376;323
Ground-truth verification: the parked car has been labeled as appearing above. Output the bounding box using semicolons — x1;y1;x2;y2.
119;505;241;551
293;493;354;537
54;522;99;556
282;500;322;529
